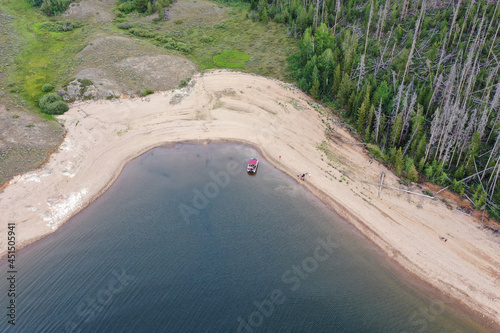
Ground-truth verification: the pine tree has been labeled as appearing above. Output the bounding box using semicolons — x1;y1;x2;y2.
338;73;353;106
425;164;434;181
407;163;419;183
357;90;370;133
366;104;375;140
300;28;314;63
391;114;403;146
395;147;404;177
332;64;342;98
414;133;427;161
472;184;486;209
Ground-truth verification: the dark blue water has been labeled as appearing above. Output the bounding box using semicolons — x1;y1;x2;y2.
0;144;488;332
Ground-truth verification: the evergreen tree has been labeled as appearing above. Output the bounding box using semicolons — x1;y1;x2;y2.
395;147;404;176
357;90;370;133
332;64;342;98
300;28;314;63
391;114;403;146
134;0;150;13
338;73;353;106
407;163;419;183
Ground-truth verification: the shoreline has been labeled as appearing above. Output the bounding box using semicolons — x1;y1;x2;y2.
1;70;499;328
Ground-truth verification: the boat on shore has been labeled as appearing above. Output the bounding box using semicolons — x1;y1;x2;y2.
247;158;258;174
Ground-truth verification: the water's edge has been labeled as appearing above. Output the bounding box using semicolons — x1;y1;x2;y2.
2;142;497;331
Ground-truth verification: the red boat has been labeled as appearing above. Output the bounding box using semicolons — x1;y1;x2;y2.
247;158;259;174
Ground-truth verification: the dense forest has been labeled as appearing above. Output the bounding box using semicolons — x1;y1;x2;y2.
244;0;500;218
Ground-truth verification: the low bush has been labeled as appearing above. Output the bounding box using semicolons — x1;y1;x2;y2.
117;22;134;30
39;93;69;115
174;42;192;53
129;28;156;39
117;2;136;14
179;78;191;88
77;78;93;87
39;21;83;32
366;144;386;161
41;84;54;92
200;35;214;43
140;89;154;96
214;22;228;29
29;0;74;16
162;39;192;53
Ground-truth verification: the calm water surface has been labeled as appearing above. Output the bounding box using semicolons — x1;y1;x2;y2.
0;144;489;332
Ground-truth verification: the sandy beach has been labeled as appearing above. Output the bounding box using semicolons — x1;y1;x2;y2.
1;70;499;327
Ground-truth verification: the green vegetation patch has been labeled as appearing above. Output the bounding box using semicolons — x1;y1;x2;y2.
1;0;87;110
38;21;83;32
213;50;250;69
115;0;298;80
39;93;69;115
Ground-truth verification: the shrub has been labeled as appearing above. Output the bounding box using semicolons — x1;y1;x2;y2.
139;89;154;96
39;0;75;16
214;22;227;29
44;101;69;114
174;20;183;25
118;3;136;14
40;93;69;115
117;22;134;30
129;28;156;38
164;38;177;49
41;84;54;92
29;0;43;6
156;35;172;43
179;78;191;88
366;144;386;161
77;78;93;87
174;42;192;53
200;35;214;43
39;21;82;32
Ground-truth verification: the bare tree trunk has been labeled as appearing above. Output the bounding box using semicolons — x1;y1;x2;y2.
364;0;374;56
333;0;340;36
375;99;382;142
487;21;500;64
424;108;441;164
378;0;390;41
314;0;321;30
448;0;462;47
402;0;426;84
482;130;500;180
488;156;500;198
457;0;476;47
401;0;409;20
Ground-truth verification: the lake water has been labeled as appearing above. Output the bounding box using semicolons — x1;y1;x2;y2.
0;143;489;332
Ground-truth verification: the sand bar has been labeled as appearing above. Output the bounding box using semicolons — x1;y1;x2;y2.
1;70;499;327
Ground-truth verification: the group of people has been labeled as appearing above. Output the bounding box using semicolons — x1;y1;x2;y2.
297;173;309;181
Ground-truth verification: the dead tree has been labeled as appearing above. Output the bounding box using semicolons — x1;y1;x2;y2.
402;0;426;83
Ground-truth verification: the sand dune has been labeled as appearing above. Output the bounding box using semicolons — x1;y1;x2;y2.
1;70;499;327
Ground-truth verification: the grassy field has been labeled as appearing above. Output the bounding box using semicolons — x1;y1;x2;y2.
2;0;298;108
0;0;89;110
115;0;299;80
212;49;250;68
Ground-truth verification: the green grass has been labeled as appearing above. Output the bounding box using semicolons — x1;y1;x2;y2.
0;0;89;110
119;0;299;80
213;49;249;68
175;14;298;79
